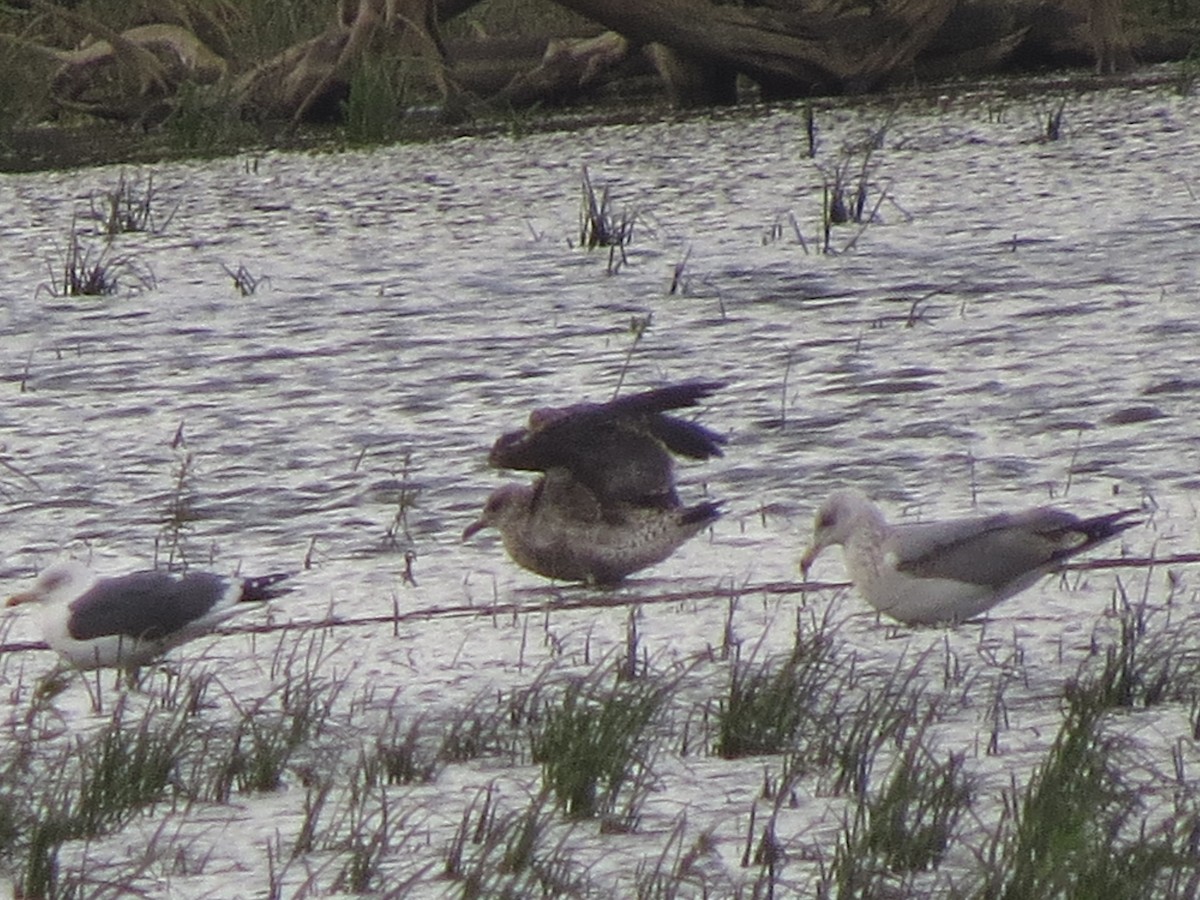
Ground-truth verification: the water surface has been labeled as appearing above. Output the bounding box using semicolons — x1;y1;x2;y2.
1;82;1198;894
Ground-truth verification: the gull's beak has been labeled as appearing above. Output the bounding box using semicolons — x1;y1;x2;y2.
6;591;37;608
799;545;821;580
462;517;488;541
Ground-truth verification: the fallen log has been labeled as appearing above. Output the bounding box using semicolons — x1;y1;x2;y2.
50;23;227;122
234;0;453;125
547;0;959;98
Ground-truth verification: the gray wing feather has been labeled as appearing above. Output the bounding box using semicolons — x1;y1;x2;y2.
893;509;1085;588
68;572;229;641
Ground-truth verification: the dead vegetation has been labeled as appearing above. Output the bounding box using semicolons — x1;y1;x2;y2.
0;0;1163;151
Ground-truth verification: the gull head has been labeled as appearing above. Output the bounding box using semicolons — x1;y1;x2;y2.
800;489;881;577
7;561;96;610
463;483;535;541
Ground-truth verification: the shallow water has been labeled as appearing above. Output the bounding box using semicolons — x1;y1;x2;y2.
1;81;1199;895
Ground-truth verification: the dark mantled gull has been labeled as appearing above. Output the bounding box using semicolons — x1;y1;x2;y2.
6;561;291;669
464;381;726;584
799;489;1139;625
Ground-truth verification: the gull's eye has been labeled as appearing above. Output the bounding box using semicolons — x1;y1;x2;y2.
41;571;71;591
817;510;837;530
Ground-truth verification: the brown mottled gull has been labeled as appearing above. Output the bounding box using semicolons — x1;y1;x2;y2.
465;381;726;584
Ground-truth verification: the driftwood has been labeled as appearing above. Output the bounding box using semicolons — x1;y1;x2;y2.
496;31;634;106
228;0;1132;121
51;24;227;120
482;0;1133;107
549;0;959;98
234;0;451;124
12;1;227;123
3;0;1141;126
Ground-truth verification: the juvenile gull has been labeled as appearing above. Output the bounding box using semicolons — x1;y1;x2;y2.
799;489;1139;625
488;380;727;508
6;561;291;669
465;381;726;584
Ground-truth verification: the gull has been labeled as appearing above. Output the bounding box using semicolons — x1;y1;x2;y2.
799;489;1139;625
464;381;726;584
6;561;291;669
487;380;727;508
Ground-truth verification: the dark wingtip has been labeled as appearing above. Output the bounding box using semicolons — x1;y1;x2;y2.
617;380;726;413
1087;508;1141;541
240;573;292;602
668;379;727;402
489;379;728;471
680;500;723;528
654;418;727;459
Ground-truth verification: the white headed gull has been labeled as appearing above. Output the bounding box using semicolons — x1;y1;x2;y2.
6;561;291;669
465;381;725;584
799;489;1139;625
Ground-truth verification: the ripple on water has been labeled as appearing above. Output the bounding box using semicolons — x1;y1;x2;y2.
1;82;1199;896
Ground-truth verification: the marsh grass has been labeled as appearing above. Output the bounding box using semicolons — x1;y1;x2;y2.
1075;590;1200;711
864;738;971;873
761;209;809;251
579;165;636;273
714;608;839;759
222;262;270;296
369;713;440;786
163;81;260;153
818;714;970;896
207;633;346;797
803;103;818;157
10;698;194;898
155;427;196;570
528;665;671;825
343;55;408;145
67;701;190;832
714;647;831;759
816;655;932;798
1042;98;1068;141
41;218;155;297
746;805;786;898
1174;47;1200;96
90;171;176;236
437;697;519;764
982;699;1131;898
324;755;400;893
971;660;1200;900
3;574;1199;896
812;114;902;255
822;803;900;898
384;448;420;551
612;312;652;397
220;698;309;794
447;786;591;898
632;815;719;898
433;664;564;767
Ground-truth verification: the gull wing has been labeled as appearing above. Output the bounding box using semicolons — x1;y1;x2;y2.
67;571;232;641
489;380;726;507
894;508;1138;589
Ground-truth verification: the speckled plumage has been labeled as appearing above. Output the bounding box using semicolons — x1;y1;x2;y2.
466;382;726;584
